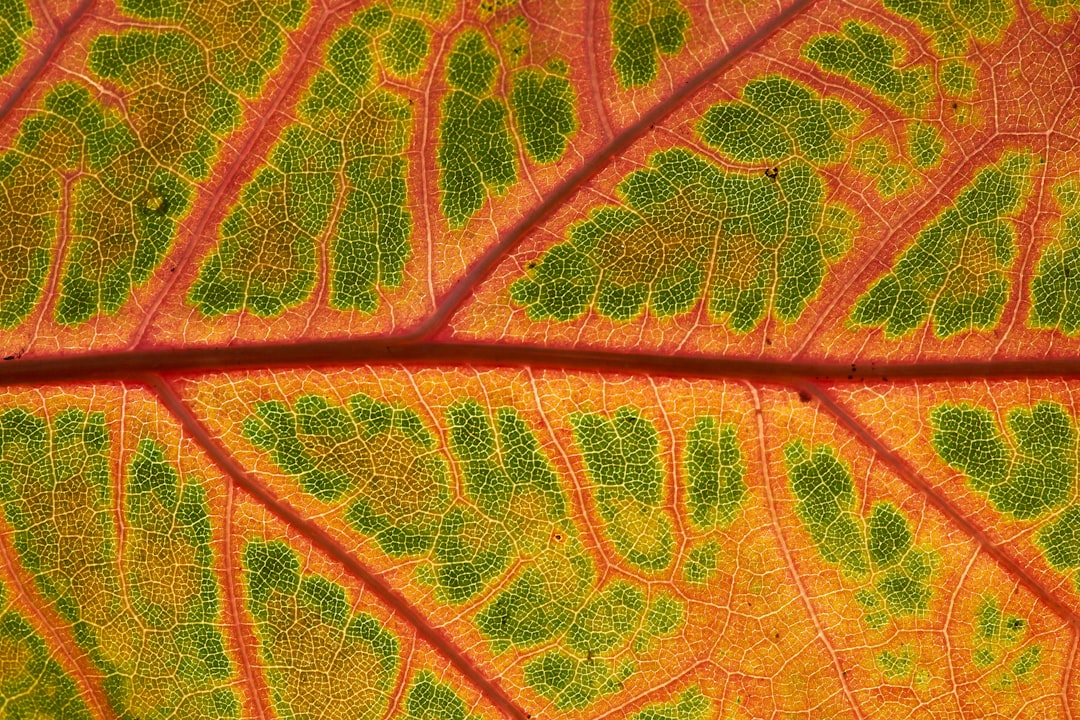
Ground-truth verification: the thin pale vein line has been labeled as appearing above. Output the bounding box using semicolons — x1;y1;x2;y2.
411;0;819;339
146;374;529;720
802;381;1080;630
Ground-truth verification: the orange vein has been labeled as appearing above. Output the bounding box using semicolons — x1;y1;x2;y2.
147;374;529;720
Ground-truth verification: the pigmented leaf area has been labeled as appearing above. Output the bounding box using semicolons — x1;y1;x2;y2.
0;0;1079;717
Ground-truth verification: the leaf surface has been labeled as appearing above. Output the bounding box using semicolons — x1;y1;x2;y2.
0;0;1077;717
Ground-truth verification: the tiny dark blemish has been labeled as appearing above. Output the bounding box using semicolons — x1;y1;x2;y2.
798;391;811;403
765;166;779;180
527;261;538;270
765;337;772;346
952;102;958;109
3;356;13;361
848;375;853;379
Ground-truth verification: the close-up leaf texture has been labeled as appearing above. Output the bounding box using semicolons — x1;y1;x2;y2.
0;0;1076;717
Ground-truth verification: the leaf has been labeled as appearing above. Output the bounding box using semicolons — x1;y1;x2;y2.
0;0;1076;717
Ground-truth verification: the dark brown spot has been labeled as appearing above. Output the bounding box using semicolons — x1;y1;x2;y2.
765;166;779;180
798;391;811;403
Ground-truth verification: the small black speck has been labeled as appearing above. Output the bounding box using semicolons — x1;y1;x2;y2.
527;261;538;270
848;375;853;379
798;391;811;403
952;102;959;109
765;166;779;180
765;337;772;346
882;376;888;382
3;355;13;361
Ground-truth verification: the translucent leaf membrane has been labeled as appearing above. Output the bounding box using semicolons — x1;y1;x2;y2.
453;0;1080;362
833;380;1080;617
176;367;1074;718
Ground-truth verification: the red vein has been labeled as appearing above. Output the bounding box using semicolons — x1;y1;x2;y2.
0;516;113;719
744;382;867;720
410;0;819;339
0;0;95;128
222;479;271;720
125;4;338;349
801;381;1080;630
147;374;528;720
4;338;1080;386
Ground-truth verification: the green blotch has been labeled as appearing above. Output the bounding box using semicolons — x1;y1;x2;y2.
784;441;868;577
628;688;710;720
941;60;977;98
510;148;854;330
438;30;516;228
89;30;240;180
1030;0;1080;22
683;540;720;585
685;417;745;530
244;393;450;557
851;151;1033;338
495;16;529;65
877;645;915;679
378;16;431;77
786;442;934;623
401;671;477;720
244;540;400;720
0;0;30;76
0;82;191;327
610;0;689;88
803;22;933;115
431;505;512;604
571;408;674;571
698;76;861;165
0;592;94;720
1031;178;1080;334
1036;506;1080;589
882;0;1014;57
190;13;414;316
635;591;683;651
931;401;1074;519
117;0;306;96
854;138;918;198
909;121;944;169
567;581;645;656
523;650;634;710
511;66;576;165
973;595;1025;666
0;408;238;717
1012;645;1041;675
475;562;587;653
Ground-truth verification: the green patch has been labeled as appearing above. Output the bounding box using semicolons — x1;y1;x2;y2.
401;671;478;720
698;76;861;165
567;581;645;656
0;593;94;720
495;15;530;65
627;687;711;720
1030;0;1080;22
438;30;517;228
379;16;431;77
803;22;933;115
685;417;746;530
0;408;238;717
636;591;683;650
877;645;915;679
475;562;588;653
973;596;1025;666
909;121;944;168
511;66;577;164
523;649;634;710
116;0;305;96
882;0;1014;57
683;540;721;584
1035;506;1080;589
851;151;1033;338
244;393;451;556
1031;178;1080;334
244;540;400;720
853;138;918;198
510;148;854;329
571;408;674;571
190;10;413;317
0;0;30;76
930;401;1074;519
89;30;240;180
784;441;935;624
610;0;689;87
941;60;977;98
0;82;190;328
